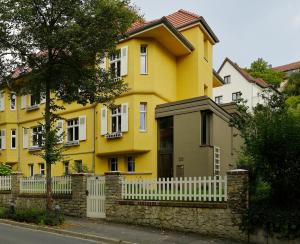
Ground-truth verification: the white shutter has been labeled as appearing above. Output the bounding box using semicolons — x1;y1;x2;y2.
23;128;28;149
40;93;46;104
57;120;64;143
121;103;128;132
100;56;107;70
21;95;27;109
0;92;5;111
79;115;86;141
120;46;128;76
100;108;107;135
1;129;6;149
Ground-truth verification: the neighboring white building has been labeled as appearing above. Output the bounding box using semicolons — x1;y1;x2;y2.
213;58;273;110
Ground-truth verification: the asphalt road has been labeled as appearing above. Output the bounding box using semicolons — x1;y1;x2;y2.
0;223;97;244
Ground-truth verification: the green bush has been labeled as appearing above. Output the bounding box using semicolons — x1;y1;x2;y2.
0;207;64;226
0;164;12;176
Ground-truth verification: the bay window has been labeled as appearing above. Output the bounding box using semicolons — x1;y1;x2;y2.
32;126;43;147
111;106;121;133
110;50;121;78
139;102;147;131
67;118;79;142
140;45;148;74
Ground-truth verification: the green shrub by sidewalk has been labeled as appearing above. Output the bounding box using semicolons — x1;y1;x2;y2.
0;207;64;226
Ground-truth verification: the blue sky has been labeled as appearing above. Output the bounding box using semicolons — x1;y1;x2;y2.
132;0;300;69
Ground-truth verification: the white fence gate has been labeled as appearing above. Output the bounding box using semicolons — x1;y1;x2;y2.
87;176;106;218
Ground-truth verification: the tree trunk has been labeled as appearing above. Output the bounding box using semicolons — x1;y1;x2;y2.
45;80;53;211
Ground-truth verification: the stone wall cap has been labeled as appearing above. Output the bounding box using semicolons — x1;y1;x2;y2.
227;169;248;175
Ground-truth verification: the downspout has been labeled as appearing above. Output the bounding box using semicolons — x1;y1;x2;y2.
92;105;96;174
17;97;21;171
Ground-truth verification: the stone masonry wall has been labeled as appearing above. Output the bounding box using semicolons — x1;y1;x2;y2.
105;170;249;242
0;173;88;217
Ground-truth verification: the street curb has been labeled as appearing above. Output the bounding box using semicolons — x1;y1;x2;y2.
0;219;137;244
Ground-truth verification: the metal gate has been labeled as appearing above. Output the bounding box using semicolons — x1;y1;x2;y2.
87;176;106;218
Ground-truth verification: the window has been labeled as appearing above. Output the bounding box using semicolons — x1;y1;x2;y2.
0;92;5;111
139;103;147;131
39;163;45;176
110;50;121;78
32;126;43;147
215;96;223;104
10;93;16;110
140;45;148;74
67;118;79;142
0;130;5;150
75;160;83;173
127;156;135;172
232;92;242;102
63;161;69;175
28;164;34;177
109;158;118;172
224;75;231;84
30;93;40;106
201;111;211;145
111;106;121;133
11;129;16;149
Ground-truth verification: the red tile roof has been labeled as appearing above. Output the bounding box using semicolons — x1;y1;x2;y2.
272;60;300;72
128;9;200;33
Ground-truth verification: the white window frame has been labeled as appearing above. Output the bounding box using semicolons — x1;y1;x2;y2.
67;118;79;142
139;102;147;132
11;129;16;149
127;156;135;172
110;50;121;79
223;75;231;84
29;164;34;177
215;96;223;104
0;129;5;150
10;92;16;111
39;163;45;176
232;91;242;102
140;45;148;75
109;158;118;172
111;106;121;133
32;126;43;147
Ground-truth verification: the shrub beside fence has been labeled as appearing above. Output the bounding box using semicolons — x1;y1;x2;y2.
20;176;72;194
0;176;11;191
122;176;227;202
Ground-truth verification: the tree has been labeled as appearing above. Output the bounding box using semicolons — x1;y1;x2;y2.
0;0;139;211
247;58;284;87
285;71;300;96
231;94;300;206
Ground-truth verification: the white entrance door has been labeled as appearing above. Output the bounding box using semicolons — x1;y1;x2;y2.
87;176;106;218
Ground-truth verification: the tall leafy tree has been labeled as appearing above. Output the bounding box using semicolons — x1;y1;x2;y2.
0;0;139;211
247;58;284;87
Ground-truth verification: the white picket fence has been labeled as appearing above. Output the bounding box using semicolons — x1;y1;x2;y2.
0;176;11;191
20;176;72;194
122;176;227;202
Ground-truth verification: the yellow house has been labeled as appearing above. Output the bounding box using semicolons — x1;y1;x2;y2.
0;9;220;178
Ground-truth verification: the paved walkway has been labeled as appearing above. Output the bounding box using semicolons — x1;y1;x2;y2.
60;217;242;244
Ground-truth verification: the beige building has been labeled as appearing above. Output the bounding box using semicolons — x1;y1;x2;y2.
155;96;240;177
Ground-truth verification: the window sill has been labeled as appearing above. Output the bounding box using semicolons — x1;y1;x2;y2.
105;132;123;139
26;105;39;111
65;141;80;147
28;146;42;152
199;144;213;148
139;130;147;133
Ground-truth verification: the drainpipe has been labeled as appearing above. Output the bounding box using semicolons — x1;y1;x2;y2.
92;105;96;174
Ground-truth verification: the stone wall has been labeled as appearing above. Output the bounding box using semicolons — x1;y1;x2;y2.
0;173;88;217
105;170;249;242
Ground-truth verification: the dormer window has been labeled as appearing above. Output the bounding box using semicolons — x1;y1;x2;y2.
224;75;231;84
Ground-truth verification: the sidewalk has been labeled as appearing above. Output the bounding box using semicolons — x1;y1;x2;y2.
59;217;241;244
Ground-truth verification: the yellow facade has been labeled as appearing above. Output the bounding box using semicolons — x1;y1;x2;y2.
0;11;218;179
